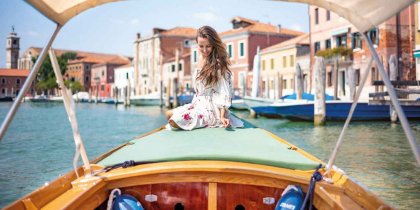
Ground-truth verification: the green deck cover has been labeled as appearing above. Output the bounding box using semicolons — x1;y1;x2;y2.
98;122;320;170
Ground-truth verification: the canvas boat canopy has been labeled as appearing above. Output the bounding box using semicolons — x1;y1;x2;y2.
25;0;415;33
24;0;122;25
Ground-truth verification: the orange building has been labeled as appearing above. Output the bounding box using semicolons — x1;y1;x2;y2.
0;69;32;98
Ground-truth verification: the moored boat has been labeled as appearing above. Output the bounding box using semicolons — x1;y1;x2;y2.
251;101;420;121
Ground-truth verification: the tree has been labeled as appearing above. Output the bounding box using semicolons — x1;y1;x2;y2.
32;52;77;94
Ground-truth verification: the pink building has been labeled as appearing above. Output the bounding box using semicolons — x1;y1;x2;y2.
310;5;415;101
190;17;304;96
91;57;131;98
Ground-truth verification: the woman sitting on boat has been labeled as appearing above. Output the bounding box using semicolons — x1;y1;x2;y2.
166;25;244;130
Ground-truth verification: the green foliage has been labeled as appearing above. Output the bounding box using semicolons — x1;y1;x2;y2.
315;47;353;59
32;52;77;93
64;80;84;94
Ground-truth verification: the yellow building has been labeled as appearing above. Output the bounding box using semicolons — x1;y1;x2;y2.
260;34;310;99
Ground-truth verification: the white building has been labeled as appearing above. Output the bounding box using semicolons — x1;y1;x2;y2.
113;64;135;99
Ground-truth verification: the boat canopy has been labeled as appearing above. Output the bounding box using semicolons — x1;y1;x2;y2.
24;0;122;25
25;0;415;32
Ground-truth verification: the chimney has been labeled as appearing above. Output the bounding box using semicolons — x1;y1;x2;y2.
136;33;141;39
277;24;282;33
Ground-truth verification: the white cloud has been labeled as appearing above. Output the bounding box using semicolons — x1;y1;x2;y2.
193;12;220;22
28;31;40;37
290;24;304;32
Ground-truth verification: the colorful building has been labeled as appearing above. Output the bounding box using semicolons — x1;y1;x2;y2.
310;5;415;101
190;17;304;96
0;69;32;98
133;27;196;96
260;34;310;99
66;53;130;92
162;51;191;95
90;57;131;98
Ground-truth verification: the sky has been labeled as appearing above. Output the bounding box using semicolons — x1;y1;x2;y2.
0;0;309;68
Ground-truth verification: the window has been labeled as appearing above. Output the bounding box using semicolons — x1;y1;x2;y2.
368;29;379;46
336;34;347;47
262;60;266;71
239;42;245;57
327;72;332;87
85;76;89;82
102;71;105;76
283;79;287;89
178;63;182;71
355;69;360;86
326;10;331;21
283;56;287;68
371;67;377;85
291;79;294;90
325;39;331;49
315;8;319;24
352;33;362;49
171;64;175;72
270;58;274;70
193;50;197;63
13;40;17;45
227;43;233;58
1;89;4;94
290;55;294;67
1;78;5;84
101;85;104;91
16;79;20;84
314;42;321;53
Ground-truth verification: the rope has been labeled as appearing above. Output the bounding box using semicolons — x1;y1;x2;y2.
300;164;323;210
106;188;121;210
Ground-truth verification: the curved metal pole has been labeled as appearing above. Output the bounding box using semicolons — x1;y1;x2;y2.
0;24;62;142
326;58;373;172
362;33;420;166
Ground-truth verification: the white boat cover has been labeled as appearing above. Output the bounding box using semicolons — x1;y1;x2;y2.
25;0;415;32
24;0;122;25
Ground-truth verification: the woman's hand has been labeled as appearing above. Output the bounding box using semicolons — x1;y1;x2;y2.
220;116;230;127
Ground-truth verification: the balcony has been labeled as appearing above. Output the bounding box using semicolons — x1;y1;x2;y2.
315;47;353;65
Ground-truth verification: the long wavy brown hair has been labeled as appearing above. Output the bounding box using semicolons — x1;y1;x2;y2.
196;26;231;87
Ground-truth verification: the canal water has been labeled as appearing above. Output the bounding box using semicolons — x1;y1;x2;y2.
0;102;419;209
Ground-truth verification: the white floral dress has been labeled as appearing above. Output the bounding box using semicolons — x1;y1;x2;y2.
170;69;244;130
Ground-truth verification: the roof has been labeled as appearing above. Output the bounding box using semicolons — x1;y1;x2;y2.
26;47;131;64
0;69;30;77
160;27;196;37
97;121;321;170
164;52;191;63
260;34;309;54
25;0;415;33
220;16;304;37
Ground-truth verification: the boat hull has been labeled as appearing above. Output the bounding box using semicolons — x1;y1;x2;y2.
3;126;393;210
252;102;420;121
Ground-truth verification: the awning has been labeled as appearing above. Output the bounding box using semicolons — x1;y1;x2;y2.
24;0;123;25
414;50;420;58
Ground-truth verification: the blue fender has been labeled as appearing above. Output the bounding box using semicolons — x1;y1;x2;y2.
275;185;304;210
